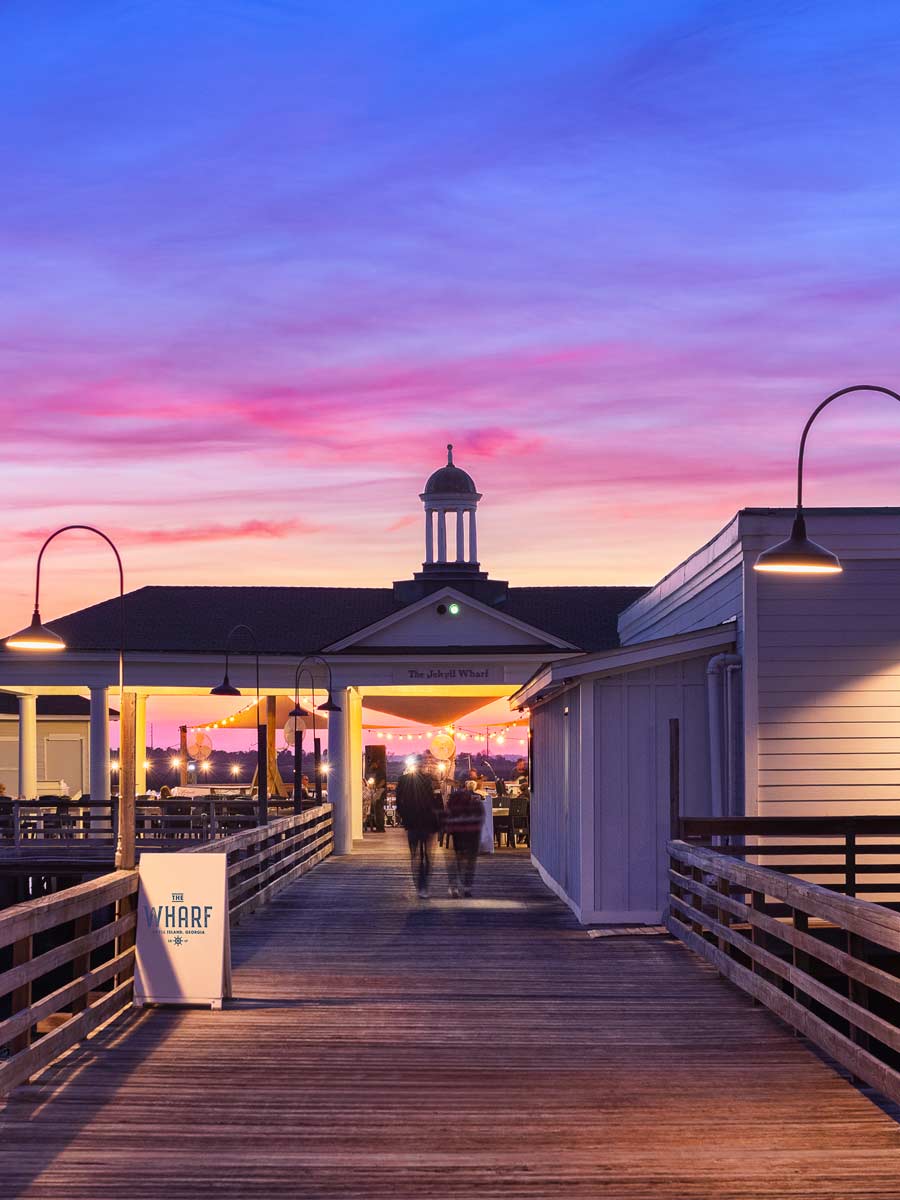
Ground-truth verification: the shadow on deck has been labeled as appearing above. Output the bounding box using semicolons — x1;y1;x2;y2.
2;830;899;1198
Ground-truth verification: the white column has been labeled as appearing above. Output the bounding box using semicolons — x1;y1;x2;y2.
328;687;351;854
134;693;147;794
425;509;434;563
17;694;37;800
348;688;363;841
89;685;111;805
468;508;477;564
456;509;465;561
437;508;447;562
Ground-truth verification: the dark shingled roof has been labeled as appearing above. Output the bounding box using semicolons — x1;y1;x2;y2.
8;584;648;657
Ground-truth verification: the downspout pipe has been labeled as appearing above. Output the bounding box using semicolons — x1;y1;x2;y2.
707;653;742;818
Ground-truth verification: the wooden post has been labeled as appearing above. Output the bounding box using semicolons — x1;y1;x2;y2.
750;889;766;1003
10;935;33;1055
117;692;136;870
845;831;857;898
179;726;189;788
266;696;287;797
792;908;809;1015
69;913;93;1014
668;718;680;841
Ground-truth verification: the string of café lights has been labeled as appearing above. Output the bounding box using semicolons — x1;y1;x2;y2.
108;708;530;773
187;699;530;747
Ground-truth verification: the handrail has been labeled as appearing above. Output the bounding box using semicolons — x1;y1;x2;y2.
189;804;333;924
0;805;334;1096
676;815;900;901
667;838;900;1106
0;869;139;1096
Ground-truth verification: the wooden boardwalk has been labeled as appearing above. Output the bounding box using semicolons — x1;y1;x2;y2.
2;831;899;1199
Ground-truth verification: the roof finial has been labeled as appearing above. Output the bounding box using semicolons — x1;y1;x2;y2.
447;443;454;465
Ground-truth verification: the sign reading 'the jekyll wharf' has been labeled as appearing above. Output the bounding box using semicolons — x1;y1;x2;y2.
134;853;231;1009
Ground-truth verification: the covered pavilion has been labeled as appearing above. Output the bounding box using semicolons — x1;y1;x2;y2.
0;446;646;853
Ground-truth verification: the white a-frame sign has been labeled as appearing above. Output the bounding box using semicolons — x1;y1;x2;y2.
134;853;231;1009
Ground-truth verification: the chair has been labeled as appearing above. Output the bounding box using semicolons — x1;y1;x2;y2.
508;795;530;848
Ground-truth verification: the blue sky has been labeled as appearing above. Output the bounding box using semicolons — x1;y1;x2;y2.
1;0;899;632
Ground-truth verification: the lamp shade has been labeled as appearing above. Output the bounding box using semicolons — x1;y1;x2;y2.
317;695;342;713
754;514;842;575
289;702;312;719
4;610;66;651
210;674;242;697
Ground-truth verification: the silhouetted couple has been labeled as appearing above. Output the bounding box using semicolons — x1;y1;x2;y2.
397;760;485;900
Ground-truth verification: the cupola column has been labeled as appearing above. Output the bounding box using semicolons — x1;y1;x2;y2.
425;509;434;564
456;509;465;562
437;508;447;561
468;508;477;564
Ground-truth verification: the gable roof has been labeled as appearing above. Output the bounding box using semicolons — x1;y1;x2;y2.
3;584;648;657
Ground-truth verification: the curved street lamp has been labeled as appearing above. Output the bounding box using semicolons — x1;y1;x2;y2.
290;655;340;808
210;624;267;825
754;384;900;575
3;525;135;868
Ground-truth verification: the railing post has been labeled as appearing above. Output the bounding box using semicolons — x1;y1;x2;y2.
12;801;21;847
69;913;93;1014
750;889;765;1004
115;886;138;989
845;832;857;898
847;931;870;1059
716;875;730;955
208;800;218;841
792;908;809;1016
10;935;33;1056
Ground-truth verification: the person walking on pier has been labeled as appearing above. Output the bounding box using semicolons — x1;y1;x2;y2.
444;780;485;898
396;756;441;898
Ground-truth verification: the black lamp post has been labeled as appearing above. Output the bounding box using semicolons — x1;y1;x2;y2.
290;655;340;809
754;385;900;575
3;525;135;869
211;624;268;825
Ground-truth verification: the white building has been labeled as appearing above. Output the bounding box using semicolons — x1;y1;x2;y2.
0;447;645;850
514;507;900;924
0;694;116;799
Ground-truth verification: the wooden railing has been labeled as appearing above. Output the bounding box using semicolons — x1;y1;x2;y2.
677;816;900;902
0;795;303;852
0;870;139;1095
667;838;900;1106
0;804;333;1094
190;804;334;923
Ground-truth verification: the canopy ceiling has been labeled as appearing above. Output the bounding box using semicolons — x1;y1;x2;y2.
361;695;498;726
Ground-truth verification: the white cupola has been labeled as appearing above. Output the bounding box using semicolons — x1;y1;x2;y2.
419;444;482;571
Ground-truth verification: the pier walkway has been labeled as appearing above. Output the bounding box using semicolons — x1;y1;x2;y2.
2;831;899;1198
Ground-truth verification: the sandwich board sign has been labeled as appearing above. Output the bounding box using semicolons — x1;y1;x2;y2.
134;853;231;1009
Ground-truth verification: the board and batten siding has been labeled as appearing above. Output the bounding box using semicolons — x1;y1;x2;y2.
755;556;900;815
530;688;582;912
592;657;711;922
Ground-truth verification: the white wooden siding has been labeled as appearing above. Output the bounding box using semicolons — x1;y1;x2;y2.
530;690;581;906
592;656;711;921
755;558;900;815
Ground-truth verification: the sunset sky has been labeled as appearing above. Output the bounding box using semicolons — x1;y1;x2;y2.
2;1;899;657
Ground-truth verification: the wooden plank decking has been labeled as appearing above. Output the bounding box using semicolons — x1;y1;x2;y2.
2;830;899;1198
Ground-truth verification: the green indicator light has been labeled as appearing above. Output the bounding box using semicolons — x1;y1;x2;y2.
448;602;461;616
